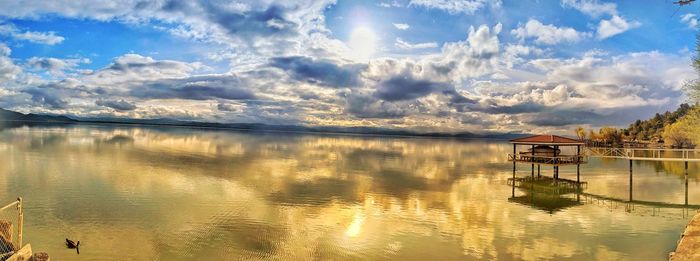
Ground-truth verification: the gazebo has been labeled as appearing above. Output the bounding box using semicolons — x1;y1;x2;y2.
509;135;586;183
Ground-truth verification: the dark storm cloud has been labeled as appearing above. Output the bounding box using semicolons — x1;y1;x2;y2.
23;87;69;109
344;92;409;119
374;76;450;101
130;76;255;101
523;110;602;126
96;99;137;111
161;1;298;39
453;101;544;114
269;56;365;88
217;102;239;112
106;57;189;73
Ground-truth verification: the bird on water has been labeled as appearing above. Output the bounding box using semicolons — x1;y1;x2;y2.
65;238;80;254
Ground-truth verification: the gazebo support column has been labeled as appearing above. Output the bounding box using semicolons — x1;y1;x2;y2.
576;145;581;185
512;144;516;179
629;160;633;202
531;145;535;178
685;161;689;206
537;164;540;177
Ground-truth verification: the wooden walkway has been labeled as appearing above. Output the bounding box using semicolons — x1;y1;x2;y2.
586;147;700;162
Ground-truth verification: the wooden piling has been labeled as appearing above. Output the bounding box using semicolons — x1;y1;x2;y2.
531;145;535;178
629;160;633;202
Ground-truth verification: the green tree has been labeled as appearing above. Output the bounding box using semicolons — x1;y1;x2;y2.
663;107;700;147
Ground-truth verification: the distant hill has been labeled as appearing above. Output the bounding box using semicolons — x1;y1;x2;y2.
0;108;526;140
0;108;76;125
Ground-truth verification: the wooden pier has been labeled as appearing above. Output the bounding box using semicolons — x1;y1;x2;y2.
586;147;700;162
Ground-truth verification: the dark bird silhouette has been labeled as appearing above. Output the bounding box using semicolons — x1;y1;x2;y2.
65;238;80;254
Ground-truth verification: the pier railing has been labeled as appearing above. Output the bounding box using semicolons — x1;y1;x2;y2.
0;198;23;259
586;147;700;162
508;154;587;165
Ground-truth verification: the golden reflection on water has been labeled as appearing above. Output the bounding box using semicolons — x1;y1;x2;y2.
0;126;695;260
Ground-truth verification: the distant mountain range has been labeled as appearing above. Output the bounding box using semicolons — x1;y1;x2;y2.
0;108;526;140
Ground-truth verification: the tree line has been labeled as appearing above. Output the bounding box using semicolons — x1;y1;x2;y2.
573;103;699;148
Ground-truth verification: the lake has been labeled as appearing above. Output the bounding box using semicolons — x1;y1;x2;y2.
0;125;697;260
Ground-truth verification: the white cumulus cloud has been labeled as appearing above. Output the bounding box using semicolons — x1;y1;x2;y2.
596;15;641;40
512;19;589;45
409;0;500;15
393;23;410;30
395;38;438;50
561;0;617;18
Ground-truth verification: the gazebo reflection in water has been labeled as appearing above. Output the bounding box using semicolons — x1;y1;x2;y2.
507;135;587;213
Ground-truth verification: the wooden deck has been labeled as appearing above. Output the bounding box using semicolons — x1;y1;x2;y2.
508;154;587;166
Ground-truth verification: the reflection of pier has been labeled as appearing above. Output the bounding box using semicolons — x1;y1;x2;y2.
508;174;699;218
508;176;585;213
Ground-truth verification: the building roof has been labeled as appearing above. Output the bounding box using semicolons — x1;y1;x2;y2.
509;135;584;145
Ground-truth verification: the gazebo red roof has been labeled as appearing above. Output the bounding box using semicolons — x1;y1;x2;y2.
509;135;583;145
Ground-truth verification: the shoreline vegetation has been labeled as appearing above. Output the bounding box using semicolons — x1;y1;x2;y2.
574;103;700;148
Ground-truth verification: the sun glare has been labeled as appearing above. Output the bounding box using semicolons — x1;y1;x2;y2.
348;26;376;61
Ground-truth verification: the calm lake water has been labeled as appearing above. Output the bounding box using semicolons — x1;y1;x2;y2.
0;125;698;260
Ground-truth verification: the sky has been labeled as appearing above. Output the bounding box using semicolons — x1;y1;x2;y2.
0;0;698;134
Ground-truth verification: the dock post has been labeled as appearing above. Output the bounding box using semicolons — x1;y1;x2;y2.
629;160;633;202
576;145;580;185
512;144;516;179
531;145;535;178
17;197;22;248
686;161;689;206
537;164;540;177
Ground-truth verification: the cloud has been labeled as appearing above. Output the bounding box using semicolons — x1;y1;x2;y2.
344;91;410;119
88;54;204;85
561;0;617;18
395;38;438;50
409;0;500;15
596;15;640;40
23;87;69;109
269;56;365;88
26;57;90;76
0;22;64;45
0;44;22;82
96;99;136;111
0;0;335;57
379;1;403;8
511;19;588;45
393;23;410;30
217;102;243;112
375;75;450;101
681;13;699;29
130;75;256;101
